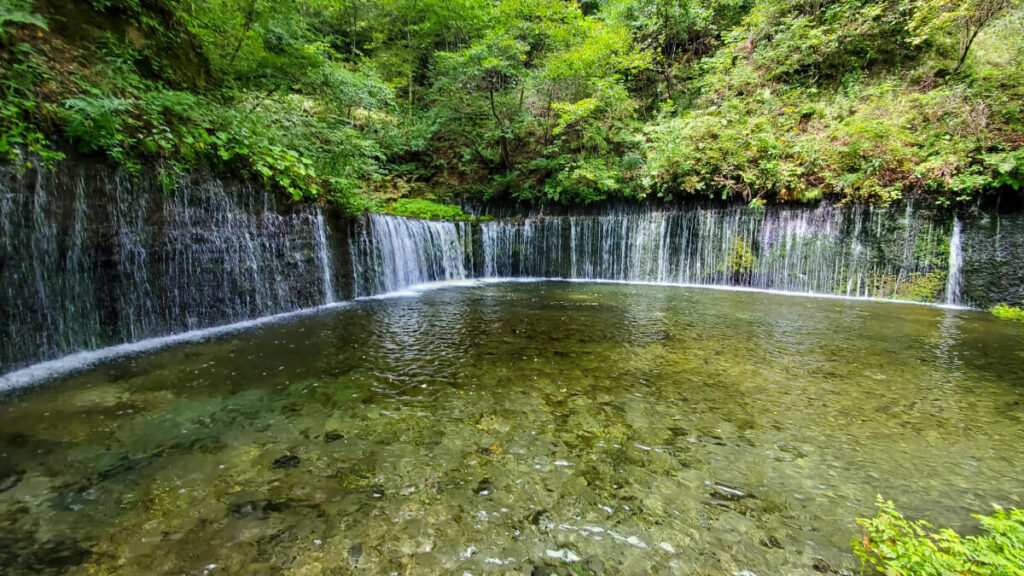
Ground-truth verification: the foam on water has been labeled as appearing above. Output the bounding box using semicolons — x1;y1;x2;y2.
0;302;347;393
2;277;971;392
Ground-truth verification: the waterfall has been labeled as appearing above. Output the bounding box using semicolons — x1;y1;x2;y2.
350;203;963;305
1;159;996;378
350;213;472;296
476;204;953;300
481;217;565;278
314;210;336;303
0;165;338;372
946;216;963;306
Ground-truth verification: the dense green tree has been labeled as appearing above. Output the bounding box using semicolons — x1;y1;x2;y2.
910;0;1023;72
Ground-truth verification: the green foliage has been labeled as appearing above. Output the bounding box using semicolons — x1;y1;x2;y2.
0;42;62;166
729;237;755;274
0;0;46;39
384;198;470;220
910;0;1022;72
1;0;1022;208
640;0;1024;206
854;497;1024;576
898;271;946;302
992;302;1024;320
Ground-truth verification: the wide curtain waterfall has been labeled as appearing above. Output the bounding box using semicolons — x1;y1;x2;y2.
351;204;959;302
5;162;1018;378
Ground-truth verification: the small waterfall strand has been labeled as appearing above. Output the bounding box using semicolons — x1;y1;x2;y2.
351;213;472;296
946;216;963;306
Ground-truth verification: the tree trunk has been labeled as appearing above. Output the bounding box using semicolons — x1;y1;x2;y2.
954;25;983;74
490;89;510;170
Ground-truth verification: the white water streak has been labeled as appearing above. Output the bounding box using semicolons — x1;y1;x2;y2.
314;210;336;303
0;303;347;393
946;216;963;306
0;277;971;393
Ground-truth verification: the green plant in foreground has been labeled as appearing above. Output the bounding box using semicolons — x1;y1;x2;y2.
992;302;1024;321
854;497;1024;575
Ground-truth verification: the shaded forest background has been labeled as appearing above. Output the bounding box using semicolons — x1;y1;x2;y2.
1;0;1022;210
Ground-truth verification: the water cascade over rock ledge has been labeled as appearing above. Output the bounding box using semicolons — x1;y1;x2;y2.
349;203;1020;308
2;163;1022;378
0;164;345;373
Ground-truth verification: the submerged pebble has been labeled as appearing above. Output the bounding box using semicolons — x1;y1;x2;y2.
347;543;363;566
271;454;300;469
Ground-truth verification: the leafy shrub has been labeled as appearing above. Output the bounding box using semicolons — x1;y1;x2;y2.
385;199;470;220
854;497;1024;576
729;237;755;274
992;302;1024;321
63;94;134;156
0;43;62;166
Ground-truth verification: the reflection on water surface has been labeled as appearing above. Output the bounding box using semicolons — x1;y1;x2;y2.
1;282;1022;575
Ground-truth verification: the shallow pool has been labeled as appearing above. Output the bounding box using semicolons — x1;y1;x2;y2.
1;282;1022;575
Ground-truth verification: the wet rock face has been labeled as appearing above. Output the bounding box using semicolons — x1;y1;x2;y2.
963;210;1024;307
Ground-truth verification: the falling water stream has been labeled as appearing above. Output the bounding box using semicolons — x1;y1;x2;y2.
946;216;964;306
351;205;962;304
350;213;473;298
0;168;335;373
314;212;337;304
0;167;983;381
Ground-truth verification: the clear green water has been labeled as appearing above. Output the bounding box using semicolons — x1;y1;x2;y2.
1;282;1022;576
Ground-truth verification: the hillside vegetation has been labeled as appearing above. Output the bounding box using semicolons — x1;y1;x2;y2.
1;0;1022;209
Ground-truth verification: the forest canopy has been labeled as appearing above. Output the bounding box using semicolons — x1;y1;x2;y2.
1;0;1022;209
